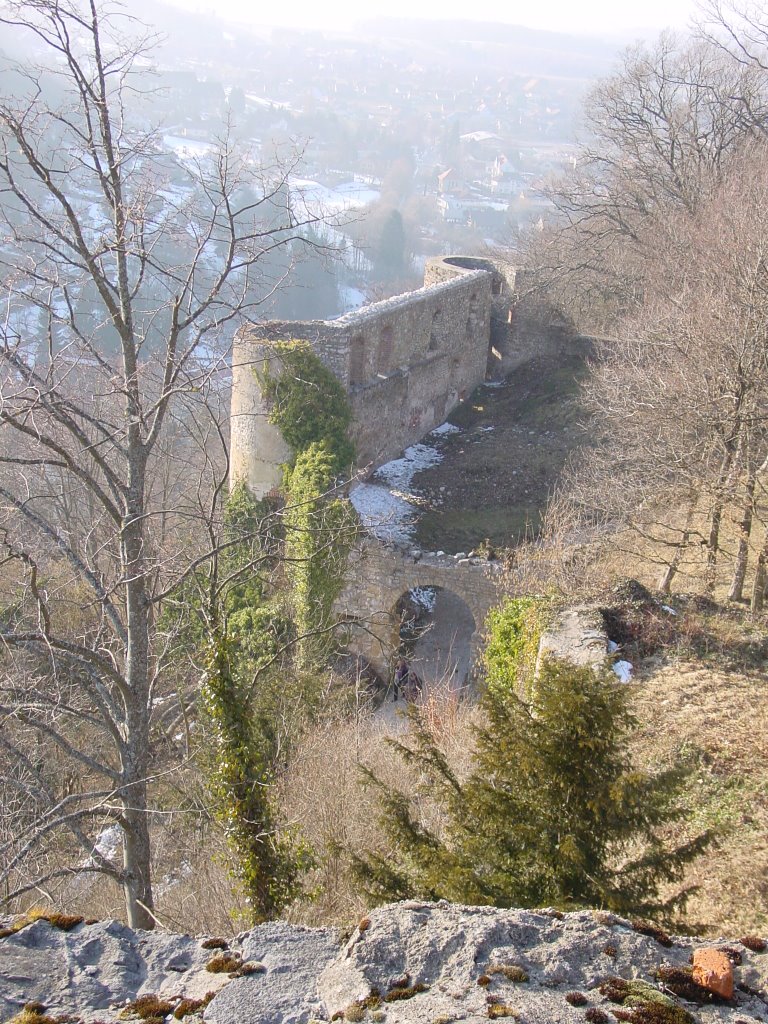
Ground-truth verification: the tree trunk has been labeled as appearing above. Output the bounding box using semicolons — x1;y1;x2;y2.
120;440;155;930
728;473;756;602
120;586;155;929
659;500;696;594
752;553;767;612
704;498;723;596
705;442;741;596
122;776;154;930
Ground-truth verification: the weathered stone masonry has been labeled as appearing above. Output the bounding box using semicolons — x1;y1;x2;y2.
229;254;546;675
231;255;521;499
336;541;502;679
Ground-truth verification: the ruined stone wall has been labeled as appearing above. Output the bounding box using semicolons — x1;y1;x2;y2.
232;261;495;496
230;345;292;498
229;254;569;499
336;541;501;678
424;255;553;378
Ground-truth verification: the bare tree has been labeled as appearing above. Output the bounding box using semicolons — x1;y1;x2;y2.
698;0;768;75
0;0;319;928
530;32;767;331
549;144;768;601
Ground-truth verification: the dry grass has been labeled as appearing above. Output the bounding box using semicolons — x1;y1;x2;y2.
46;630;768;939
280;694;477;927
511;488;768;609
5;575;764;942
629;658;768;936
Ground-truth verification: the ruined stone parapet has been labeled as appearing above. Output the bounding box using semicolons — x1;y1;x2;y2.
425;255;522;377
230;253;562;501
5;903;767;1024
535;605;609;673
232;263;496;497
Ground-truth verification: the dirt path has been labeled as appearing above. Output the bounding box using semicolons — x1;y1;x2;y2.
373;591;475;730
408;589;475;692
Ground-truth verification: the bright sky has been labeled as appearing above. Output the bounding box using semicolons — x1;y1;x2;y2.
184;0;702;39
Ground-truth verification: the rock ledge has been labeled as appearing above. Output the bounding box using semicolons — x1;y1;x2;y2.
2;903;767;1024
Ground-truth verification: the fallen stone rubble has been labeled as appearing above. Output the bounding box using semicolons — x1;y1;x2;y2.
2;902;767;1024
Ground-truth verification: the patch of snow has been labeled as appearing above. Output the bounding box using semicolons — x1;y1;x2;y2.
478;425;495;432
163;135;214;160
612;660;633;683
349;483;416;544
483;380;506;388
340;285;366;312
245;93;294;111
156;859;193;898
84;824;122;868
607;640;619;654
289;177;380;219
430;422;460;436
410;586;437;613
661;604;678;615
376;442;443;490
350;428;459;544
151;691;177;708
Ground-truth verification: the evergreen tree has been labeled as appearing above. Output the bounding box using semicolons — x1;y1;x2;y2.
352;657;710;918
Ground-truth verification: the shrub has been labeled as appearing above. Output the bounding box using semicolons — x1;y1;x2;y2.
483;597;550;697
351;653;710;917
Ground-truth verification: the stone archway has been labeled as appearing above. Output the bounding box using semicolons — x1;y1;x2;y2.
395;586;476;692
335;539;500;682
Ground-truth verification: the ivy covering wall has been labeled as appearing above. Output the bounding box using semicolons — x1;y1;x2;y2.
258;340;358;669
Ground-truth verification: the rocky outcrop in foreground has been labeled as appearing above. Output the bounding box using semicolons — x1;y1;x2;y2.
2;902;768;1024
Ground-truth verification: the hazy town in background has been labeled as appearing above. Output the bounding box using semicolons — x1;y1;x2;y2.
2;0;627;323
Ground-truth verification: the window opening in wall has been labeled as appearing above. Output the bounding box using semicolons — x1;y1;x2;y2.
377;325;394;374
429;309;441;351
467;294;480;334
349;334;366;385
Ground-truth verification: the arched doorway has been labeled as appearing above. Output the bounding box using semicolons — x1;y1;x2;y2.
394;586;476;695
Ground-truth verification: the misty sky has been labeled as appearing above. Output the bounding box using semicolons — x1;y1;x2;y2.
179;0;702;38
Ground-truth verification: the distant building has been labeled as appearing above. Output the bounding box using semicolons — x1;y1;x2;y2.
490;154;523;195
437;168;461;193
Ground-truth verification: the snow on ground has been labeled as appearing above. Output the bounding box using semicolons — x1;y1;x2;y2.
349;485;415;544
288;177;380;219
612;660;633;683
410;586;437;613
340;285;366;312
245;94;294;111
156;859;193;898
378;442;444;490
84;824;122;868
430;422;460;436
162;135;214;160
350;428;459;544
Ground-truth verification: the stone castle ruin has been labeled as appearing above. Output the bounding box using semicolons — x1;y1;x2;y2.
230;255;539;498
230;254;552;678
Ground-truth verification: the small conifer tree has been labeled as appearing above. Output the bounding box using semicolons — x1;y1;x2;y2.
352;657;710;918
